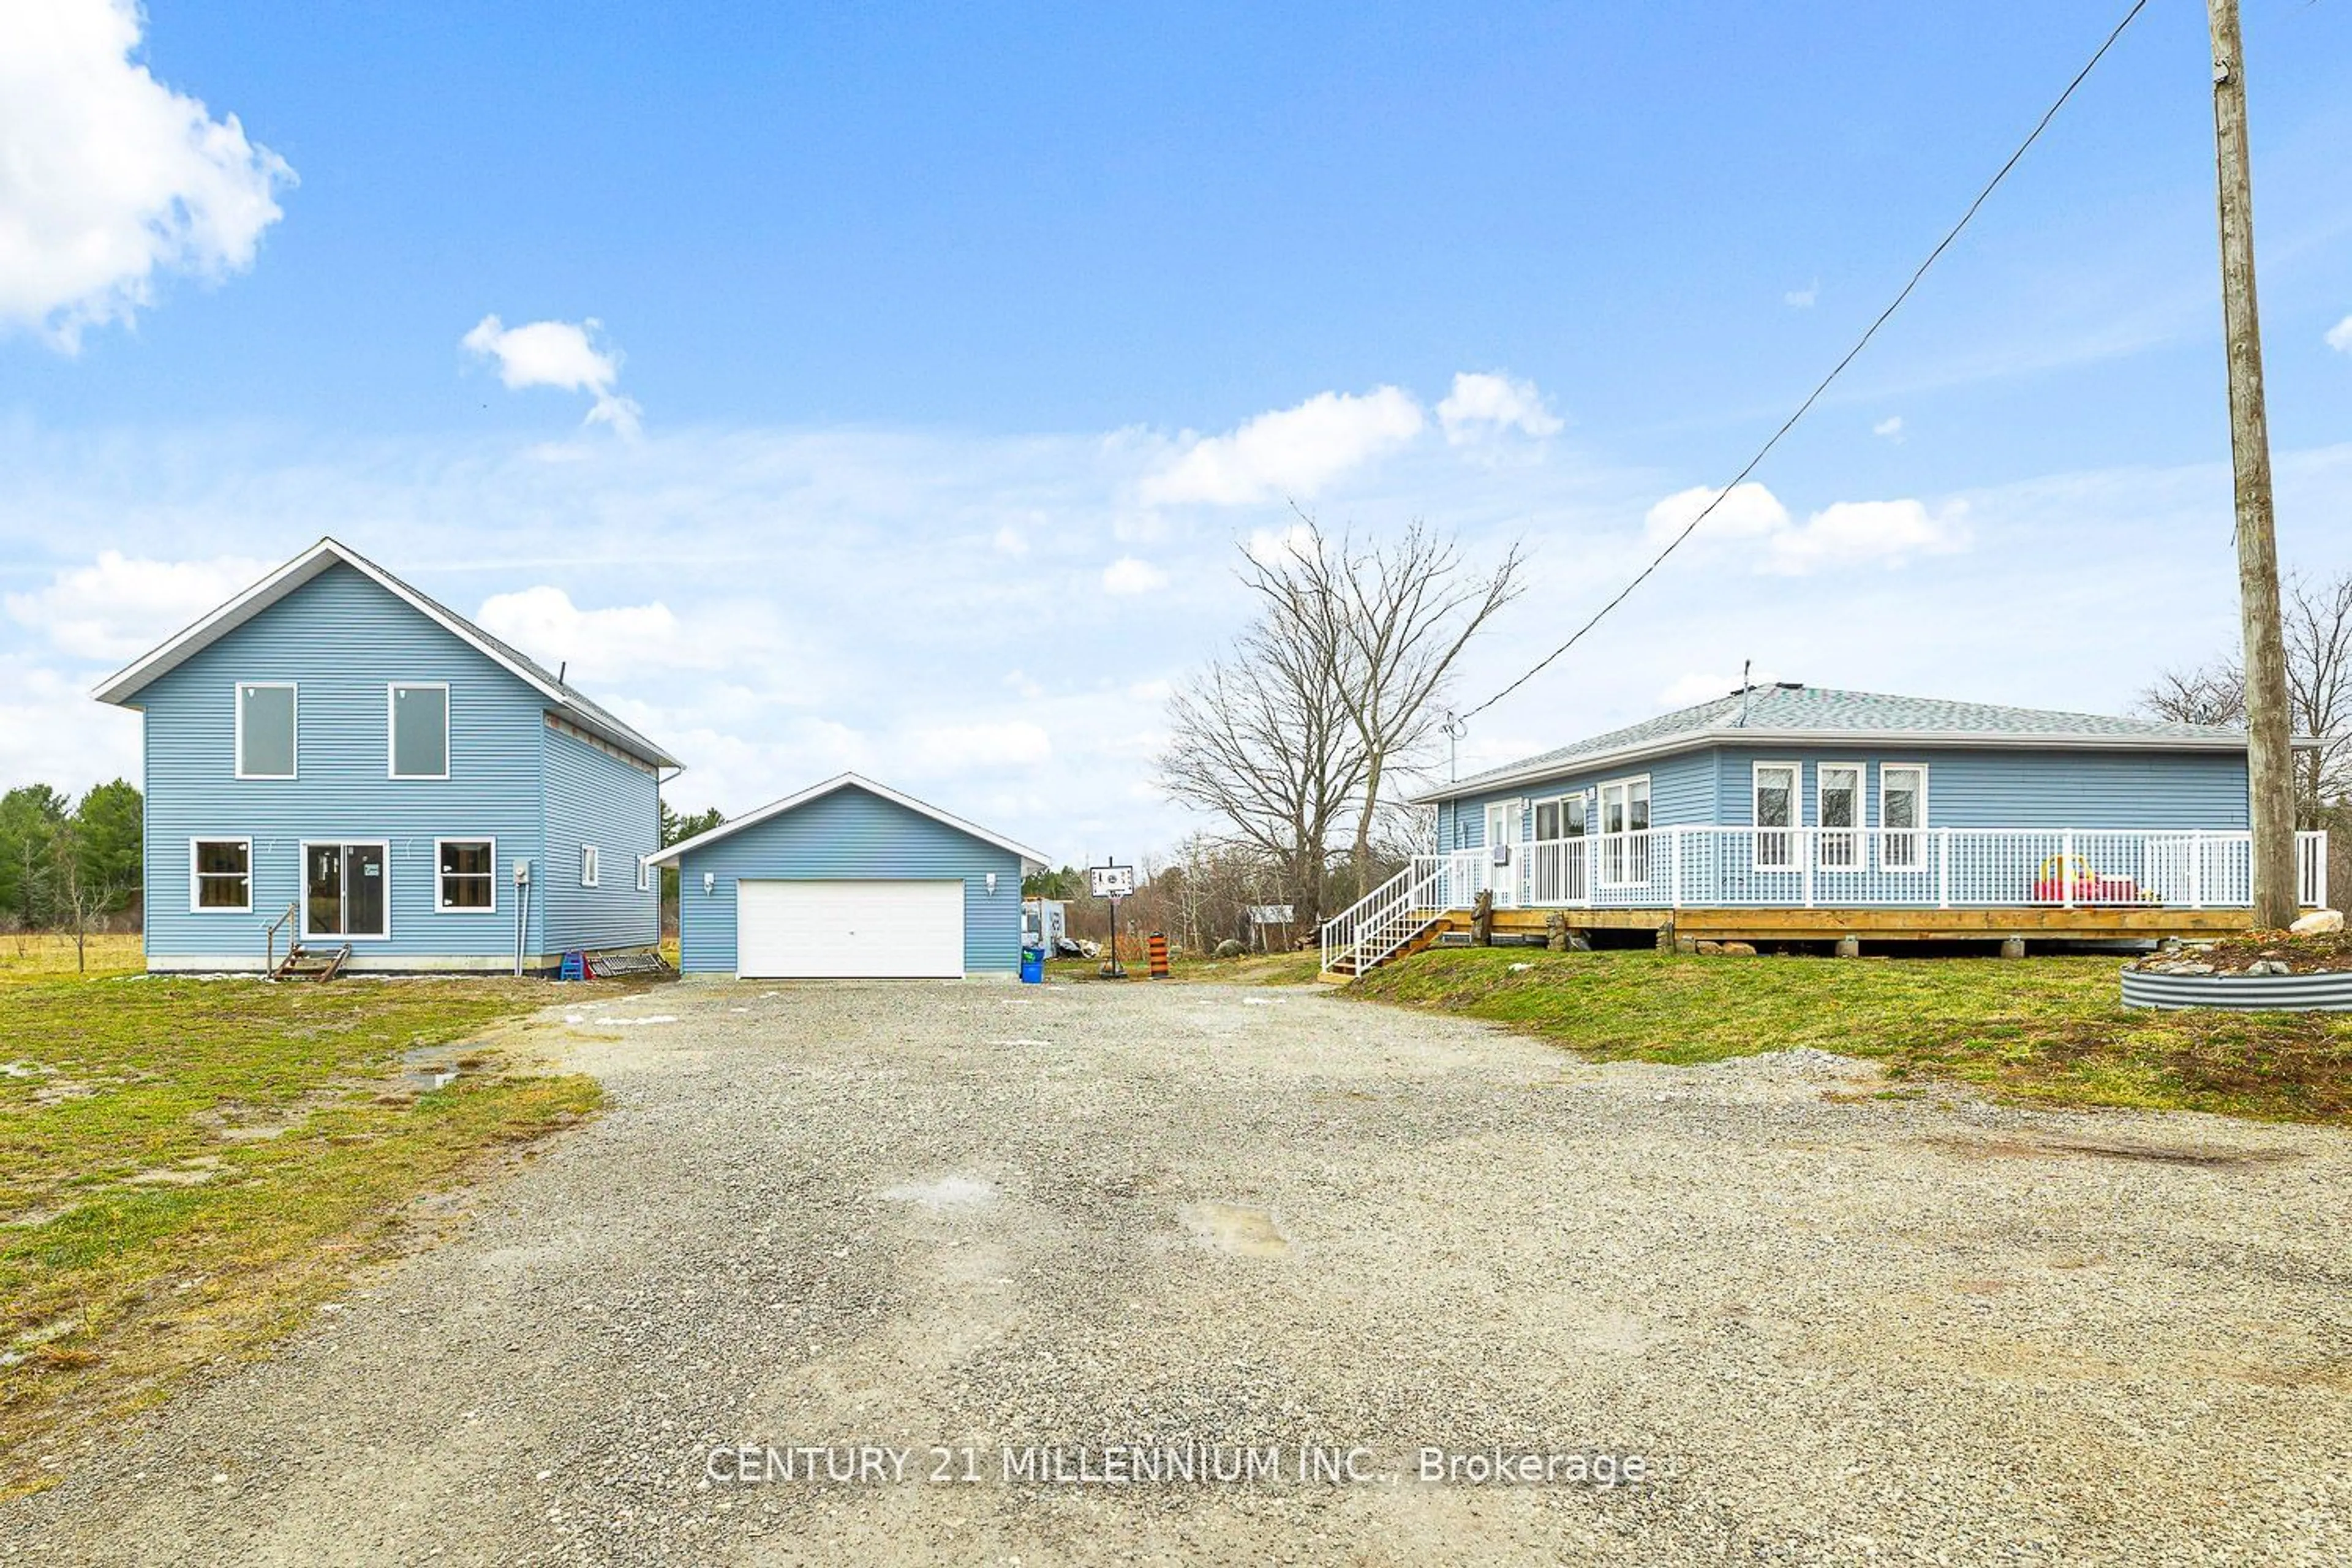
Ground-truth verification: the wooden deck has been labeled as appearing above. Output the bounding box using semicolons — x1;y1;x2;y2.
1422;904;2257;946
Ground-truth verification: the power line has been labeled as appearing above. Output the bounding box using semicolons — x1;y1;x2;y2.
1458;0;2152;725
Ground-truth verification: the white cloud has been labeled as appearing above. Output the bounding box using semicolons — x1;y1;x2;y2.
1436;372;1562;444
1244;522;1319;568
0;0;293;349
473;585;708;682
1872;415;1905;440
1643;482;1790;545
461;315;642;437
1140;386;1424;506
1658;670;1774;707
1642;483;1963;574
902;720;1051;772
1784;282;1819;309
992;524;1030;556
4;549;270;662
1763;499;1967;575
2328;316;2352;353
1101;557;1167;595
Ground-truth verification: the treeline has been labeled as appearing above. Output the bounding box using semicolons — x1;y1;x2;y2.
1;781;144;930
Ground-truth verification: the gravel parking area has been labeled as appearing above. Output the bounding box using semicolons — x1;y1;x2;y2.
6;978;2348;1565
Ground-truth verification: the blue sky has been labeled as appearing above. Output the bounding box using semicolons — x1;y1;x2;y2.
5;0;2351;861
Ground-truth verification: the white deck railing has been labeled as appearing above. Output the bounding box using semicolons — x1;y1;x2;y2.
1323;827;2330;971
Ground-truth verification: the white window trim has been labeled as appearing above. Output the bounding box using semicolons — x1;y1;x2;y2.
433;836;498;915
1817;761;1863;870
187;837;252;914
581;843;600;888
298;839;393;943
1880;761;1931;871
386;682;452;781
233;681;298;780
1751;761;1801;873
1596;773;1652;887
636;854;651;893
1532;791;1588;842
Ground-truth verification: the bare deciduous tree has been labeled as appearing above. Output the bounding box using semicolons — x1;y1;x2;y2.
1159;519;1524;925
2139;568;2352;826
1263;515;1525;898
1158;593;1366;932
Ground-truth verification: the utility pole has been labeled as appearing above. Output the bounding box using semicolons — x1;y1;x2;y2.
2206;0;2297;930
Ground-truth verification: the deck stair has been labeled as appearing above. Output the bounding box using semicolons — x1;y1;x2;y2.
274;942;352;982
1319;857;1461;980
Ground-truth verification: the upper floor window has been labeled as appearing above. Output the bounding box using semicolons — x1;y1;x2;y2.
389;684;450;779
580;844;601;887
236;682;296;778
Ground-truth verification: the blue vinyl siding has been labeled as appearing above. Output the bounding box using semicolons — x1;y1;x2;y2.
1434;741;2250;853
677;785;1023;976
540;723;661;954
1708;746;2251;831
1442;749;1717;849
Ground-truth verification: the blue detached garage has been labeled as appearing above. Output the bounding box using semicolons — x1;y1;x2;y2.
649;774;1049;979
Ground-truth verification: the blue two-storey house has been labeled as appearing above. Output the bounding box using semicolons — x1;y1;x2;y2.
94;538;680;974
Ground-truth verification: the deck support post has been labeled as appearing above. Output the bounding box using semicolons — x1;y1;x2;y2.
1999;936;2027;959
1835;935;1860;958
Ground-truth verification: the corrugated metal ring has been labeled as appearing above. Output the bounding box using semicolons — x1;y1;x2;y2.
2120;967;2352;1011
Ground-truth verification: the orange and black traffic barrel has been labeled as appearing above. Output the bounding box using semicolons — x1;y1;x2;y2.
1147;932;1171;978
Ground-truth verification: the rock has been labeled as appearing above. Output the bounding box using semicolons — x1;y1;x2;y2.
1718;941;1757;957
2290;909;2343;935
2246;960;2293;977
1544;911;1569;952
1213;939;1245;959
1695;940;1722;956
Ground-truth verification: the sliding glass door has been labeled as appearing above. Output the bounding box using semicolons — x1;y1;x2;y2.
304;842;387;940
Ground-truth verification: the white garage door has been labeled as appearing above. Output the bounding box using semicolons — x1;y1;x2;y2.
736;880;965;979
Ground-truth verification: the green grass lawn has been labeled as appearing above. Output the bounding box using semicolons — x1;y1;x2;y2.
1350;946;2352;1125
0;933;143;984
0;974;606;1496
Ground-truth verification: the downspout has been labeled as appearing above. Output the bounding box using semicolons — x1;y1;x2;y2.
513;859;531;978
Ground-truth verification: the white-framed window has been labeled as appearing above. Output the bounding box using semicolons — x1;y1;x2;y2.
580;844;600;888
190;838;252;911
235;682;297;779
1597;774;1651;886
1532;793;1586;841
636;854;651;893
1752;762;1799;870
388;683;451;779
1881;763;1928;870
1483;801;1517;851
435;838;496;912
1819;763;1861;869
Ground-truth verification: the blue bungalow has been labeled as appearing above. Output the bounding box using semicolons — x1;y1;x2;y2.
1322;682;2329;975
94;539;680;974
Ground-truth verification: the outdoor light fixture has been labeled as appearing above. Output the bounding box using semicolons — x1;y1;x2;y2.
703;872;715;895
986;872;998;895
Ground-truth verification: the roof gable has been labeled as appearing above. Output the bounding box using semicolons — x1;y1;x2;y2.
647;773;1049;870
91;538;680;770
1420;684;2272;802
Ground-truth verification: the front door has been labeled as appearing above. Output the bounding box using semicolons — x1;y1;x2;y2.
1483;801;1521;907
305;843;387;940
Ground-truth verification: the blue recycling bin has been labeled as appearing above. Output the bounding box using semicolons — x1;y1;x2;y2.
1019;947;1045;984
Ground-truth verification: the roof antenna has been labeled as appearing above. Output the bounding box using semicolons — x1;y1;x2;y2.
557;660;567;689
1738;658;1752;728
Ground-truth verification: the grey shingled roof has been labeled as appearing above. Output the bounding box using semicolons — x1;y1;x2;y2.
1425;684;2253;801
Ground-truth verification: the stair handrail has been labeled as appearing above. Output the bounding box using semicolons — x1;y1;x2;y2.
1321;854;1455;977
263;901;298;979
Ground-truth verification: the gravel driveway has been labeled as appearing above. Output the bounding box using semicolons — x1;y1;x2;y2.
6;978;2348;1565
